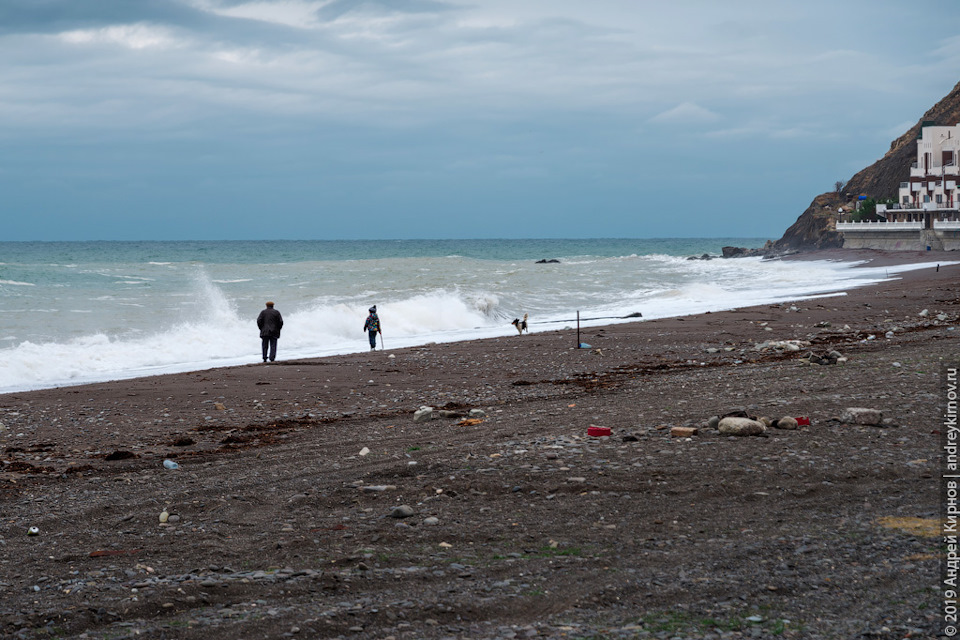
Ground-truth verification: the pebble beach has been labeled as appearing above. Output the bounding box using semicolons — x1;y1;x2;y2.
0;248;956;639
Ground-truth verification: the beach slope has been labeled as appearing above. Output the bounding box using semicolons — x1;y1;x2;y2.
0;253;955;639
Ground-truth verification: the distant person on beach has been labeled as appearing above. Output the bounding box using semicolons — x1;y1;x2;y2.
363;305;381;351
257;301;283;362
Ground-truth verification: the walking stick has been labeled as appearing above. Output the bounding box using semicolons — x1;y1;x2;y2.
379;331;384;350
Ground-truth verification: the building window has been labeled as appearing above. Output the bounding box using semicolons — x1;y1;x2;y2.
937;194;944;204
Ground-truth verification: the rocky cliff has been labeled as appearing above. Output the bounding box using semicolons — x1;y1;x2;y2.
769;80;960;253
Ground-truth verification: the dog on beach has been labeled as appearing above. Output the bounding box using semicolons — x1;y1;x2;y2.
511;313;528;335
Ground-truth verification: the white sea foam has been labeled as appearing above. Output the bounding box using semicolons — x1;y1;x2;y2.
0;251;951;394
0;279;35;286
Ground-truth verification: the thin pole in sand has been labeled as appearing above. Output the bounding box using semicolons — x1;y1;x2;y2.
577;310;580;348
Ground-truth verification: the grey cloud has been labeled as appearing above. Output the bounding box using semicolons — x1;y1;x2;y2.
0;0;215;35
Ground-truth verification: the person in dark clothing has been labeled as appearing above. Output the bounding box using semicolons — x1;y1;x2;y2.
257;301;283;362
363;305;381;351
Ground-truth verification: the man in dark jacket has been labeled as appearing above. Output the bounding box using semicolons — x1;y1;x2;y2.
257;301;283;362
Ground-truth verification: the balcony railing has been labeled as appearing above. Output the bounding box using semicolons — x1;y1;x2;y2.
836;221;923;231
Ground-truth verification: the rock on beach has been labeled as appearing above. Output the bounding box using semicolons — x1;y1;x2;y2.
717;416;766;436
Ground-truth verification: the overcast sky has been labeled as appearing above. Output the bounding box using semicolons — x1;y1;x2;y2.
2;0;958;241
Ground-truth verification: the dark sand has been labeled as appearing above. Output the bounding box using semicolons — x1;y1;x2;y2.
0;249;956;639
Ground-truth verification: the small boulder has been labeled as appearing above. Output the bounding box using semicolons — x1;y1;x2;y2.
718;417;766;436
413;406;435;422
774;416;799;430
390;505;415;519
840;407;883;426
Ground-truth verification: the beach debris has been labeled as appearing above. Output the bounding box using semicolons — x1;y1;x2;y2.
670;426;698;438
390;505;415;519
587;425;611;437
105;450;137;461
814;321;831;328
413;406;435;422
162;459;180;470
214;402;226;410
360;485;397;493
840;407;884;426
754;339;808;352
159;510;170;524
89;549;141;557
359;447;370;457
578;343;591;349
27;526;39;536
718;416;766;436
457;418;484;427
801;350;844;365
919;309;929;317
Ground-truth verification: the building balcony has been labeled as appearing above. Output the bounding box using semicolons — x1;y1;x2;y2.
910;166;925;177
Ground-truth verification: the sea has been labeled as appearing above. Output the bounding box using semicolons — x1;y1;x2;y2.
0;238;937;394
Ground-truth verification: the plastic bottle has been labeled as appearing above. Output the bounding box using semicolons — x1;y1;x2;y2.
162;459;180;470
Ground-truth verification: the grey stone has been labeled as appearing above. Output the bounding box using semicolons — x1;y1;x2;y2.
717;417;766;436
413;406;435;422
840;407;883;426
775;416;799;430
390;505;415;518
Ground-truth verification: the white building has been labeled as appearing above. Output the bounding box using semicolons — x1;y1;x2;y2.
893;121;960;218
837;121;960;249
